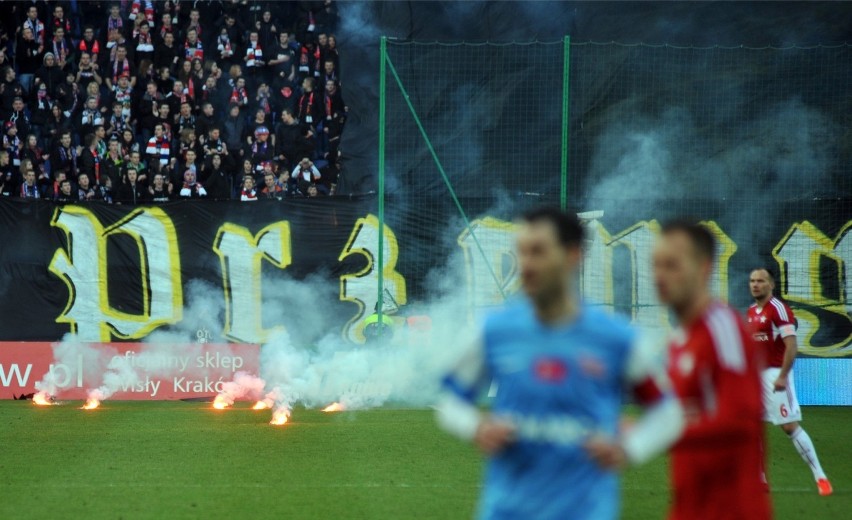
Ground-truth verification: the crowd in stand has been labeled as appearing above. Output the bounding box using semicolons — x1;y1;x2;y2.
0;0;347;203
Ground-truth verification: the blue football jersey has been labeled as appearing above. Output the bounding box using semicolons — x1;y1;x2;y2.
443;299;650;520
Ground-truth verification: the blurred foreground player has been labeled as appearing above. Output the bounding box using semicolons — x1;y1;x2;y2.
436;207;684;520
747;268;832;496
653;222;771;519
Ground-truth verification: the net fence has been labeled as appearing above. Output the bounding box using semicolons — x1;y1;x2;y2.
379;39;852;355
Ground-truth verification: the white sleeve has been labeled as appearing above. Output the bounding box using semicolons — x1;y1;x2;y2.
311;165;321;179
434;331;487;441
620;331;685;464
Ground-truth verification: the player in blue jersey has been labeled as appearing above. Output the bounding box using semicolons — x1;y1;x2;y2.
436;207;685;520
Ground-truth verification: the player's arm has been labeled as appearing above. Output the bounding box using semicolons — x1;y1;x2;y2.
587;333;685;468
772;303;798;391
434;331;514;454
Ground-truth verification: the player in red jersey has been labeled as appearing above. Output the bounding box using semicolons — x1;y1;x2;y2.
747;267;832;496
654;222;771;520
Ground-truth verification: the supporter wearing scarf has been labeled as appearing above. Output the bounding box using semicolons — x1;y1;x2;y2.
179;170;207;198
185;33;204;61
135;26;154;53
112;58;131;85
218;33;233;59
20;178;40;199
129;1;155;27
106;13;124;49
51;36;68;65
57;141;78;176
24;18;45;46
4;130;22;167
246;36;263;68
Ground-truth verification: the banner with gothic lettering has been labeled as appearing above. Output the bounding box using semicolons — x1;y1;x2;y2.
0;198;848;357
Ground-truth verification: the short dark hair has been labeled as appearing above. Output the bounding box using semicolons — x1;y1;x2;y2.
660;219;716;261
751;266;776;281
521;207;585;248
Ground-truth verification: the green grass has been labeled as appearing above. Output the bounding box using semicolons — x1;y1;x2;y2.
0;403;849;519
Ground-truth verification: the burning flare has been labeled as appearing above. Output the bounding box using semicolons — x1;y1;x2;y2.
322;402;345;413
81;397;100;410
269;408;290;426
212;395;230;410
32;391;54;406
252;400;271;410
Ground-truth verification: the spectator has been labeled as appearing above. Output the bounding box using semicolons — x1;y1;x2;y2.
146;123;170;169
55;177;74;202
184;28;204;62
0;151;18;196
47;26;71;69
297;77;320;128
102;5;126;55
79;96;104;137
4;122;22;167
76;172;98;201
292;157;323;194
106;44;134;90
148;172;172;202
75;52;103;91
275;108;300;169
102;138;125;187
195;102;216;140
222;104;246;159
51;130;77;176
35;53;64;98
47;170;68;200
239;174;257;201
153;31;179;71
323;79;346;160
178;169;206;199
116;168;146;205
248;126;274;171
77;26;101;64
201;154;230;200
42;102;71;150
78;133;101;184
123;150;148;185
202;125;228;161
259;170;284;199
132;19;155;63
15;28;42;94
18;166;39;198
269;32;296;85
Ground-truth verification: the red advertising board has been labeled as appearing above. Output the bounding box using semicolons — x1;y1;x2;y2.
0;342;260;400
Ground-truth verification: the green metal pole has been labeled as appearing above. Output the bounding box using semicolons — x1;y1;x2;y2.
377;36;387;331
560;35;571;211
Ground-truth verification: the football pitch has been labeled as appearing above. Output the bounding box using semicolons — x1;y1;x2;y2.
1;402;848;519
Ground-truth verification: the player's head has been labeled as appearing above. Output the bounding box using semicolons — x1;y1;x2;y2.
749;267;775;300
653;220;715;310
517;207;584;304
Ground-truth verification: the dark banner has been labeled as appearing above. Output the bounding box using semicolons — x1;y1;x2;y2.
0;198;849;357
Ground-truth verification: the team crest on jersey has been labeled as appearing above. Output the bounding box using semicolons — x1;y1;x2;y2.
677;352;695;376
578;355;606;378
533;358;568;383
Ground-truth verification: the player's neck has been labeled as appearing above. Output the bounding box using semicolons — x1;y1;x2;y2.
674;291;712;327
754;294;771;309
533;292;579;326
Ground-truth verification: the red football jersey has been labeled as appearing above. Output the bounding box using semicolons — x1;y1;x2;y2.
747;297;796;368
667;303;770;520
